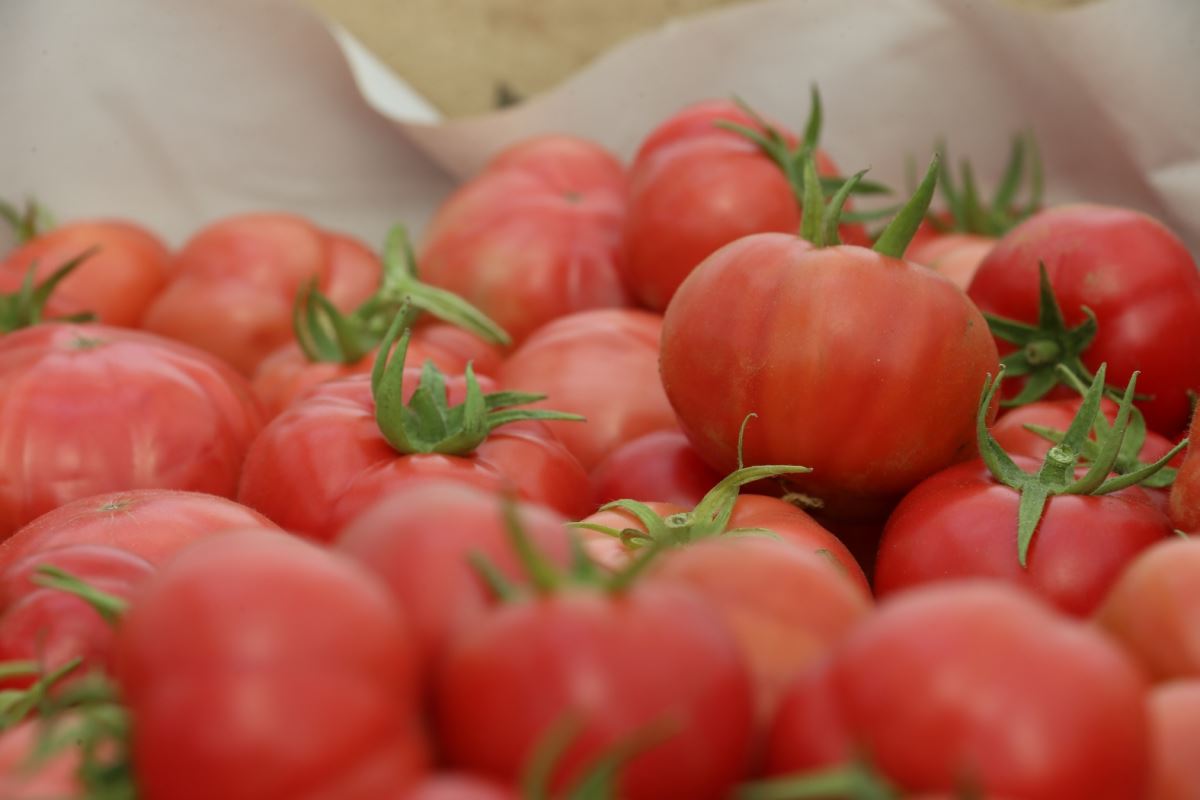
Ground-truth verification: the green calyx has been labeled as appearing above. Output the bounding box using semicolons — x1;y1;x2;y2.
983;262;1124;407
471;496;664;602
737;759;899;800
933;131;1042;237
715;89;893;227
371;308;582;456
871;153;940;259
571;415;811;550
1024;366;1179;489
0;248;99;333
0;198;55;244
978;365;1188;567
293;223;510;364
32;565;129;625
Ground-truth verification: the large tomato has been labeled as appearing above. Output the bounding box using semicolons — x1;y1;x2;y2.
498;309;676;469
622;99;863;311
766;581;1150;799
141;213;380;375
1169;410;1198;532
660;232;999;518
967;204;1200;436
0;220;170;327
117;531;428;800
0;325;264;537
419;136;630;344
238;370;590;543
875;457;1174;616
435;584;754;799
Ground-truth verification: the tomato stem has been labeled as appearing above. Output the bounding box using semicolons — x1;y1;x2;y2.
0;248;99;334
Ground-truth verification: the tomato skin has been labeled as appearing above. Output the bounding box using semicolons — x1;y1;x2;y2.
0;325;265;538
498;309;675;469
768;582;1150;800
661;234;999;518
1095;538;1200;681
0;718;82;798
142;214;380;375
590;429;721;508
419;136;630;344
118;531;428;800
649;538;871;723
1147;682;1200;800
252;322;503;419
967;204;1200;437
435;586;754;800
1169;411;1199;532
875;457;1172;616
0;220;170;327
237;372;591;542
0;489;278;574
907;233;994;289
334;482;571;678
622;101;861;311
398;776;515;800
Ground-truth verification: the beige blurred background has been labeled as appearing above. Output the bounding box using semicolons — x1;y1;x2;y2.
305;0;750;117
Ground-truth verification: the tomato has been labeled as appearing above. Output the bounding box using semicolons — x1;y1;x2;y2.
1095;537;1200;681
766;581;1150;799
648;537;871;723
622;99;863;311
876;457;1173;616
335;481;571;678
498;309;676;469
907;232;994;289
967;204;1200;436
142;213;380;375
117;531;428;800
252;322;503;419
590;429;721;508
0;325;264;538
0;718;82;798
1147;682;1200;800
578;493;865;588
1169;410;1199;532
435;584;754;799
238;371;591;543
419;136;630;344
0;489;278;573
660;232;999;518
0;544;151;688
0;220;170;327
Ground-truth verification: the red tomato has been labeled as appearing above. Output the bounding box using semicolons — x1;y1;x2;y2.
435;585;754;799
498;309;676;469
142;213;380;375
335;482;571;678
0;325;264;538
0;489;278;573
875;458;1173;616
238;372;591;542
906;232;994;289
1095;537;1200;681
967;204;1200;436
419;136;630;344
649;537;871;722
117;531;428;800
252;322;503;419
1147;682;1200;800
590;429;721;508
0;718;82;798
577;494;867;593
767;581;1150;799
660;233;999;518
0;220;170;327
622;100;863;311
1169;411;1199;532
0;544;151;688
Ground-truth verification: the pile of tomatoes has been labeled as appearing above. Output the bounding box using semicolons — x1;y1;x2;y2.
0;94;1198;800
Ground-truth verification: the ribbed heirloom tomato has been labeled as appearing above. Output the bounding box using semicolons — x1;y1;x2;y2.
660;160;999;517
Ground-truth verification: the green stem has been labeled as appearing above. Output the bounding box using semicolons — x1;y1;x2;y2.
32;567;127;625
